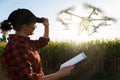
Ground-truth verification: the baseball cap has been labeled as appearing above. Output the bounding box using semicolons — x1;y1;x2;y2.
8;8;44;24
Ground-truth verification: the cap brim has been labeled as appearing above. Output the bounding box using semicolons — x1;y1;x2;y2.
35;17;44;23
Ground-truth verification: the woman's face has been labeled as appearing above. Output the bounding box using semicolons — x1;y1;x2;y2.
26;22;36;35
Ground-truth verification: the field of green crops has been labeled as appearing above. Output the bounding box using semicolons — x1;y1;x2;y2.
0;39;120;80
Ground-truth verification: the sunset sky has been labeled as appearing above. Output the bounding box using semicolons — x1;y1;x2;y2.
0;0;120;42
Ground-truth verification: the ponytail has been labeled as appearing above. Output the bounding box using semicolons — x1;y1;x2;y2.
0;20;12;32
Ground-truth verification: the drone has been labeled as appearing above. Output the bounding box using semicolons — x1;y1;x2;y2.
56;3;117;35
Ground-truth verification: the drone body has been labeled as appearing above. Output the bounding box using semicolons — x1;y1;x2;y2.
56;3;117;35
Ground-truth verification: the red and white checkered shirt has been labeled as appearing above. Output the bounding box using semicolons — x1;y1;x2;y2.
2;34;49;80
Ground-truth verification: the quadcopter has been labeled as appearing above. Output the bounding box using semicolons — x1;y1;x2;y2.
56;3;117;35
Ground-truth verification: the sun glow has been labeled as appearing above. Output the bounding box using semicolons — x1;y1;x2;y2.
50;22;92;42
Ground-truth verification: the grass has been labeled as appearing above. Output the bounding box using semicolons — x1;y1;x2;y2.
0;39;120;80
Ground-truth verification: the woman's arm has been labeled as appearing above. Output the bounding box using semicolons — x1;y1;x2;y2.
41;65;75;80
29;18;50;49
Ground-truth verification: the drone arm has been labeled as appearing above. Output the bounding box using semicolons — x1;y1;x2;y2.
88;8;96;18
64;11;83;19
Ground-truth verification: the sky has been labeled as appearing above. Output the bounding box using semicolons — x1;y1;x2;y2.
0;0;120;42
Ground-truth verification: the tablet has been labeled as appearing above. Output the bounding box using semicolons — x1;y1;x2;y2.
60;52;87;69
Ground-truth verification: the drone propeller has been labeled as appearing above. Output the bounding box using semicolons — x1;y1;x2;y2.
83;3;103;13
56;17;66;25
83;3;93;8
58;10;65;15
58;6;75;15
112;18;117;22
65;6;75;11
56;17;71;29
95;7;103;13
63;6;75;14
102;16;117;22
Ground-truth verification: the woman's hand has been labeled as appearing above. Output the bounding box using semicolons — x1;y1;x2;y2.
42;18;49;27
42;18;49;38
41;65;75;80
57;65;75;77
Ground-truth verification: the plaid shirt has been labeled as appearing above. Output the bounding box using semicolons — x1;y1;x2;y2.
1;34;49;80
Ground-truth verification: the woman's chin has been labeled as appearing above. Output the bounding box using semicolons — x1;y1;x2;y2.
29;32;34;36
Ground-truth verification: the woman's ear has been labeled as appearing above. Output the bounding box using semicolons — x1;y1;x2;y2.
21;24;28;31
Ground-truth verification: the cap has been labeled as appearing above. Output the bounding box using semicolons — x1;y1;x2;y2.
35;17;45;23
8;8;44;24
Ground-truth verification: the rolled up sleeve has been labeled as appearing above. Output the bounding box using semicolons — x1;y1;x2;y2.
30;37;50;50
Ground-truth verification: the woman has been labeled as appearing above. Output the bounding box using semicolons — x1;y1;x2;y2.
0;9;74;80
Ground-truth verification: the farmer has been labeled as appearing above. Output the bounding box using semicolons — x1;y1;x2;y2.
0;8;74;80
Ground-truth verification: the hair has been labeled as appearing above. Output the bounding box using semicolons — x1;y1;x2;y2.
0;20;12;32
0;8;36;32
